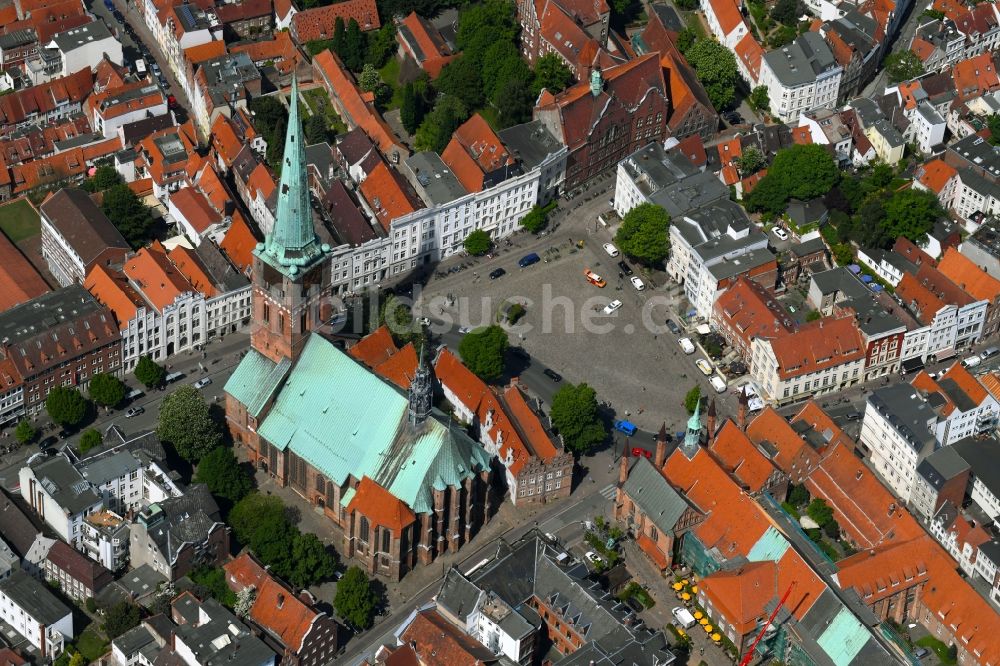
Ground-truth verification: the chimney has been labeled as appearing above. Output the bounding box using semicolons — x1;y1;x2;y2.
619;446;630;485
707;399;717;441
654;423;667;468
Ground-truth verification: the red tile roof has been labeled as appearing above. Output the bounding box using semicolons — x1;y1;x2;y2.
937;246;1000;303
952;52;1000;100
734;33;764;82
674;134;707;168
374;343;418;390
46;540;112;591
706;0;744;34
348;325;398;367
915;158;957;194
291;0;379;42
768;315;865;381
214;0;271;23
122;241;193;312
347;476;416;536
168;244;217;298
708;420;778;493
442;113;513;193
84;264;147;328
170;187;222;235
358;161;421;232
746;406;818;473
0;68;92;129
219;211;257;273
399;609;498;664
397;11;454;78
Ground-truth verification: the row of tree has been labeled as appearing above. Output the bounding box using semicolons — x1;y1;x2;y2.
83;166;156;249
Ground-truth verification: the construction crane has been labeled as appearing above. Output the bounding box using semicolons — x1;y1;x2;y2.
738;582;796;666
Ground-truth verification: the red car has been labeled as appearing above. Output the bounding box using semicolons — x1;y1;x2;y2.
167;95;177;108
631;447;652;459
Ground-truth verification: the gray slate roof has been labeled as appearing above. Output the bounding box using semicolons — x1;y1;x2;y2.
866;384;937;457
916;445;970;491
28;453;102;515
0;569;72;625
622;457;691;537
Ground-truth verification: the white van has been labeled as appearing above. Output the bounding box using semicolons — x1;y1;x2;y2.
678;337;695;354
135;59;147;76
672;606;697;629
963;355;982;369
710;375;726;393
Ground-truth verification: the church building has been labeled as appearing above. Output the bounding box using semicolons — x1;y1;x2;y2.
224;78;495;582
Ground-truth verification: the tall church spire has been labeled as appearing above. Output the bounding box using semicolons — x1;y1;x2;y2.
255;74;329;276
408;344;433;426
682;398;701;457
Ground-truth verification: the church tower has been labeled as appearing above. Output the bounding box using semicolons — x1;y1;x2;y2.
682;398;702;458
408;344;433;425
250;75;332;364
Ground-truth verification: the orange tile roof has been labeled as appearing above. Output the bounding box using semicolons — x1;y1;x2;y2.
706;0;744;34
348;325;398;367
716;137;741;166
674;134;707;168
358;161;421;232
219;211;257;273
937;247;1000;303
84;264;147;328
231;31;302;75
708;420;778;493
399;609;497;664
503;383;560;461
701;561;776;634
769;315;865;381
224;553;320;653
734;33;764;82
291;0;379;42
836;536;946;604
246;162;276;201
374;342;418;390
184;40;227;65
915;158;957;194
715;277;796;352
0;208;50;310
171;187;223;235
0;62;91;129
897;265;972;326
11;147;89;194
636;532;669;569
0;3;16;24
128;178;153;197
746;407;814;471
346;476;416;536
952;52;1000;100
168;244;218;298
312;49;403;157
440;139;483;193
919;563;1000;658
449;114;514;187
211;115;244;168
122;241;193;312
790;401;854;450
790;126;813;145
720;165;739;186
196;163;230;213
397;11;455;78
936;361;989;409
89;81;166;121
909;36;936;63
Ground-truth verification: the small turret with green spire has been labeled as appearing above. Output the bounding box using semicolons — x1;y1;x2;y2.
254;74;330;277
682;398;701;456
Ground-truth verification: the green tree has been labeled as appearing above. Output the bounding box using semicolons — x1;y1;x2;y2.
684;386;701;415
458;325;508;381
806;498;834;526
884;50;924;83
304;113;331;145
481;41;528;101
823;518;841;539
343;19;366;71
68;652;85;666
334;566;380;629
89;372;125;408
359;63;381;92
806;310;822;322
734;146;766;176
365;22;397;68
134;355;166;388
989;114;1000;145
102;184;154;249
266;115;288;173
684;39;738;110
494;77;534;128
194;447;253;504
533;53;574;94
79;429;102;454
770;0;802;25
414;96;468;153
550;383;605;454
288;532;337;588
614;203;670;265
15;419;37;444
332;17;346;55
788;483;810;506
230;493;297;577
189;566;237;607
676;28;697;54
399;82;425;134
83;165;123;192
747;144;837;213
463;229;492;256
879;188;942;246
103;601;141;639
157;385;222;463
520;205;550;233
435;56;485;110
456;0;518;64
46;386;88;427
748;85;770;113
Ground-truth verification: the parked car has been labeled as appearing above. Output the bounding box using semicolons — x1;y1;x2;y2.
602;243;620;257
695;358;713;376
672;607;697;629
710;375;727;393
666;319;681;335
982;346;999;359
614;420;637;436
489;267;506;280
584;551;604;566
618;260;633;276
126;407;144;418
629;276;645;291
458;326;472;334
678;337;695;354
772;227;789;241
39;436;58;449
543;368;562;382
584;268;607;288
193;377;212;389
963;355;983;369
603;299;623;314
518;252;541;268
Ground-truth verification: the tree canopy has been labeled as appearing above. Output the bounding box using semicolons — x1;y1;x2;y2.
102;184;154;249
684;386;701;415
89;373;125;408
745;144;838;215
194;447;253;504
734;147;766;176
157;385;222;463
189;566;236;607
458;325;508;382
884;50;924;83
549;383;605;454
103;601;141;639
414;95;468;153
82;165;123;192
463;229;491;256
334;566;381;629
684;39;738;110
520;203;555;233
879;188;942;247
770;0;803;25
533;53;574;95
79;429;102;454
134;355;166;388
46;386;89;427
15;419;36;445
614;204;670;265
748;85;770;114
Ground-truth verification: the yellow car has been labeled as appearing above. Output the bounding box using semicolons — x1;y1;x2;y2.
584;269;607;288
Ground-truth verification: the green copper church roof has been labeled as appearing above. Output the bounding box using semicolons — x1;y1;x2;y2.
253;75;330;277
240;335;490;514
224;350;291;418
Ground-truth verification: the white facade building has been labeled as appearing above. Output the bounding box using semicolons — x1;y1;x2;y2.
700;0;748;48
0;570;73;658
48;22;123;78
19;454;103;546
859;384;939;501
759;33;843;122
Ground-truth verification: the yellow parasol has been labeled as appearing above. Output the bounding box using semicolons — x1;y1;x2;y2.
704;624;714;633
691;585;699;594
699;618;709;625
693;611;703;620
681;592;691;601
672;582;684;591
711;633;722;642
681;579;689;585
